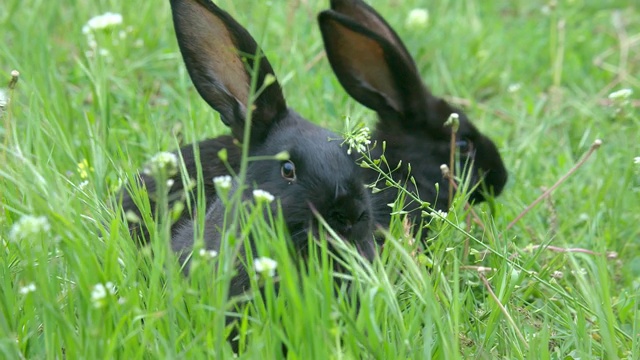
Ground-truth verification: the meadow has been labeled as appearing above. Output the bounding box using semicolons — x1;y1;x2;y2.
1;0;639;358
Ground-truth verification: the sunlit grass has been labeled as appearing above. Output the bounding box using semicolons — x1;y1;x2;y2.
1;0;639;358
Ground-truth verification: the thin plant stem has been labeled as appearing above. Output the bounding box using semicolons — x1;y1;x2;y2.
505;139;602;231
448;130;455;209
479;272;529;349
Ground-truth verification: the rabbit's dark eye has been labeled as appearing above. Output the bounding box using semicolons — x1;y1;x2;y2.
281;161;296;181
456;139;474;156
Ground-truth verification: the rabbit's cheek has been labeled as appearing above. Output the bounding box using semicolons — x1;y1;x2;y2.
353;223;376;261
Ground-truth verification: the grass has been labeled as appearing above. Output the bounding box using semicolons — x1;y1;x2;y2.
1;0;639;358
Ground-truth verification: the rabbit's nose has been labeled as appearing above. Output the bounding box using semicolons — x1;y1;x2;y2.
330;210;353;235
342;221;353;235
334;209;368;236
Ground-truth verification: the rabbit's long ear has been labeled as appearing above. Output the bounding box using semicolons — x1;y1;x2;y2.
171;0;286;142
329;0;414;67
318;9;426;119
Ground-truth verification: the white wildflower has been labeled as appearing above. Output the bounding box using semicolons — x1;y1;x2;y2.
125;210;141;223
345;126;371;155
144;151;179;177
444;113;460;132
440;164;450;177
78;180;89;190
84;12;123;32
91;285;106;303
634;157;640;164
508;83;522;93
405;9;429;30
106;282;117;294
254;257;278;277
253;189;275;204
608;88;633;100
608;89;633;117
91;282;117;308
430;209;448;220
98;48;110;57
9;215;51;241
213;175;232;191
199;248;218;259
0;88;7;108
19;283;36;295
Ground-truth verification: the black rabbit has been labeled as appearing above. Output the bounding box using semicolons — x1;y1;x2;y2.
127;0;377;282
318;0;508;237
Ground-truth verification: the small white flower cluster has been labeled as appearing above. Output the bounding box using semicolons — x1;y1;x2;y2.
9;215;51;241
430;209;448;220
507;83;522;93
608;88;633;101
254;257;277;277
0;87;8;119
634;157;640;165
144;151;179;177
81;12;141;59
253;189;275;204
82;12;124;58
213;175;232;191
19;283;37;295
91;282;117;308
444;113;460;132
82;12;123;33
345;125;372;155
125;210;141;223
406;9;429;30
77;180;90;190
608;89;634;118
199;248;218;259
0;88;7;108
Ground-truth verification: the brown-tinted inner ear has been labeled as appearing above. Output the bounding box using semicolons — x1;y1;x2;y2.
323;19;402;113
176;0;250;108
331;0;414;67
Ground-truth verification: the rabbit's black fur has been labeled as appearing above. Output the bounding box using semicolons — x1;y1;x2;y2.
318;0;508;236
131;0;377;278
122;135;240;242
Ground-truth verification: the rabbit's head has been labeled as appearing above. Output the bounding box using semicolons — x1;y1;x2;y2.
170;0;375;260
246;120;374;256
318;0;508;232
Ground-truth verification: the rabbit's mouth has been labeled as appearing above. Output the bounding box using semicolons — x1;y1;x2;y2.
304;203;375;260
287;218;375;263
